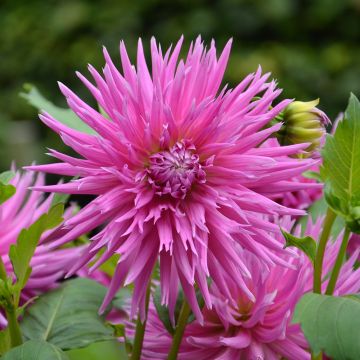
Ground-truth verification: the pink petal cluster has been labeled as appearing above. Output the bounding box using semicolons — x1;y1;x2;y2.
139;218;360;360
0;171;80;328
29;37;319;321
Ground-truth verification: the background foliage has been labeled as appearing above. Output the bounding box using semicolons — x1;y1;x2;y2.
1;0;360;170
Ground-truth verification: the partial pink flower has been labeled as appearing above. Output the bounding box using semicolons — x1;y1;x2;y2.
139;218;360;360
0;170;81;328
28;37;318;321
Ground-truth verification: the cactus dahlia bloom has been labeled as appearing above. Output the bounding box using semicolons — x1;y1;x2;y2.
139;219;360;360
0;171;80;328
29;37;318;321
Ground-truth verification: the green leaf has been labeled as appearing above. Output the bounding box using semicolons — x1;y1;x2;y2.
20;84;96;135
281;228;317;263
0;183;16;205
66;341;128;360
51;193;70;207
0;171;16;184
98;254;120;278
21;278;114;350
321;93;360;231
2;340;69;360
293;293;360;359
112;288;132;310
0;171;16;205
9;204;64;290
302;170;322;182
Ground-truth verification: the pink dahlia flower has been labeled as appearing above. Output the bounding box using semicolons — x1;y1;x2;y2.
0;171;80;328
28;37;318;321
139;218;360;360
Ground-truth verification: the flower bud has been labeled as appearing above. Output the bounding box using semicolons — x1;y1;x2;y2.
278;99;330;157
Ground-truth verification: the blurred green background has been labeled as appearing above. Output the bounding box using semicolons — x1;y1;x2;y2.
1;0;360;171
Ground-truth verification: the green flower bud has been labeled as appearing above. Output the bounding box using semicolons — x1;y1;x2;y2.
278;99;330;158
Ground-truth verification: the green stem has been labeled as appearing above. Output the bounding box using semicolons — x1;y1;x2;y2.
313;208;336;293
325;227;351;295
0;257;23;348
0;256;7;281
167;299;191;360
130;283;151;360
5;308;22;348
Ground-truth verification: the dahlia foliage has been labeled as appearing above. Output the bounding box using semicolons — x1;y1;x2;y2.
0;170;80;328
0;37;359;360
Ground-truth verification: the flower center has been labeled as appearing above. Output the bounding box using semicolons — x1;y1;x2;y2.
148;141;206;199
